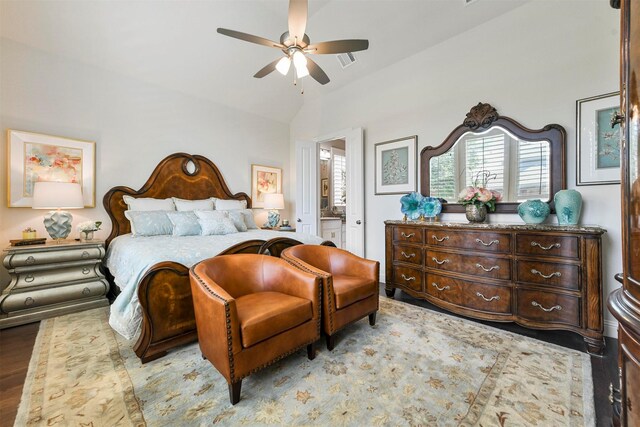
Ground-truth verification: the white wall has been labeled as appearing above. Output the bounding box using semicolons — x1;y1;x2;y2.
0;38;290;285
291;1;621;336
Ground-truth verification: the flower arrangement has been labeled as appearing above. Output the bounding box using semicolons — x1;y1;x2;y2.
22;227;37;239
77;220;102;232
23;227;36;233
458;171;502;212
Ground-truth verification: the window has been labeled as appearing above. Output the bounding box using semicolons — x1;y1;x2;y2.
332;149;346;207
464;133;506;195
429;151;456;202
516;141;549;201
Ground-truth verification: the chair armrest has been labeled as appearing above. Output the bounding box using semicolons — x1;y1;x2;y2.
330;250;380;282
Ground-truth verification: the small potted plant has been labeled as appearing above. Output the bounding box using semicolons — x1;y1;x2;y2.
77;221;102;241
22;227;37;239
458;171;502;223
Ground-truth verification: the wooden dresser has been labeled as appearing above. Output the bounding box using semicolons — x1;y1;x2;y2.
385;221;606;354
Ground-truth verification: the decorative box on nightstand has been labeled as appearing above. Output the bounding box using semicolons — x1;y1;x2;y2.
0;240;109;329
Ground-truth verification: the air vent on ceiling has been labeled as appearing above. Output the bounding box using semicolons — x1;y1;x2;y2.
465;0;478;5
337;52;357;69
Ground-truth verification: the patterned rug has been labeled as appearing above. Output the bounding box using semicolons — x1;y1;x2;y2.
14;298;595;426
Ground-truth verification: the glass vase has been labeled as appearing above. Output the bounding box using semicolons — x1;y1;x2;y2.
465;204;487;223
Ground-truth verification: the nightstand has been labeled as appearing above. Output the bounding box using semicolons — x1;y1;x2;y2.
0;240;109;329
261;227;296;232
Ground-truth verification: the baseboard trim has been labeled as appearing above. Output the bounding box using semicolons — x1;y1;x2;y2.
604;319;618;338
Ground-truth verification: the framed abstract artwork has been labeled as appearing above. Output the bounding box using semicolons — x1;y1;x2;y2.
7;130;96;207
374;135;417;195
251;164;282;208
321;178;329;197
576;92;621;185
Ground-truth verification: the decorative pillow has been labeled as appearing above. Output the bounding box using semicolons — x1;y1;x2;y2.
240;209;259;229
226;211;248;232
166;211;201;236
124;211;173;236
215;199;247;210
194;211;237;235
172;197;215;212
123;195;175;211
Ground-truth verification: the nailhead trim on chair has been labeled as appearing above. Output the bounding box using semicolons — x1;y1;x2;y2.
190;261;322;383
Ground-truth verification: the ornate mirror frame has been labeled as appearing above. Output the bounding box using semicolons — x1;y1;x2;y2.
420;103;566;214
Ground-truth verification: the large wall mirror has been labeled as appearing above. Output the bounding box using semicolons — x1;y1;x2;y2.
421;103;566;213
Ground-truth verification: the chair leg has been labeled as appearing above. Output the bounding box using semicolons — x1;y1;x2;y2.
307;342;316;360
326;334;336;351
369;312;377;326
228;380;242;405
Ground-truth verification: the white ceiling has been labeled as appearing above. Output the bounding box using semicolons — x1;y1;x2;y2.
1;0;530;123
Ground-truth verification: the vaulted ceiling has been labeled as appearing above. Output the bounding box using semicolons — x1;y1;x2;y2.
1;0;529;123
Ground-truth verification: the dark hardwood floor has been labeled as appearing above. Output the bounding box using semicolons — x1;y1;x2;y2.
0;289;618;427
0;322;39;427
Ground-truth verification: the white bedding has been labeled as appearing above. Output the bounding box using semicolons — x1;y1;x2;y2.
105;231;324;339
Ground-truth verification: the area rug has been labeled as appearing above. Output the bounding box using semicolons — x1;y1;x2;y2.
14;297;595;426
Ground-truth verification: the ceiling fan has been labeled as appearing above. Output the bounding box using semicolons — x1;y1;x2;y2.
217;0;369;86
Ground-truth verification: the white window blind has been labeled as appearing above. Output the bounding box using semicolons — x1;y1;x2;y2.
333;153;346;206
464;134;505;193
429;151;456;202
516;141;549;200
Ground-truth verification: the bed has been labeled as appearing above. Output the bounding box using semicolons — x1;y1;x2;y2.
103;153;327;363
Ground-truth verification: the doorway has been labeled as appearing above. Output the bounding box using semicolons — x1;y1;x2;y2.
319;139;346;248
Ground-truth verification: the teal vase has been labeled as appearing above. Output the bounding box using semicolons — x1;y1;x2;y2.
517;199;550;224
554;189;582;225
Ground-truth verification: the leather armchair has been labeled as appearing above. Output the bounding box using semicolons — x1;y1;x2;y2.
282;245;379;350
190;254;321;404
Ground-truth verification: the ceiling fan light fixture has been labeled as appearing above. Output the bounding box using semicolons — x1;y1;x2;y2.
276;56;291;75
292;50;307;68
296;64;310;78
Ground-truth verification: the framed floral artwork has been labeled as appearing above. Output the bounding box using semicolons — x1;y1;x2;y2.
251;164;282;208
7;129;96;207
576;92;621;185
374;135;417;195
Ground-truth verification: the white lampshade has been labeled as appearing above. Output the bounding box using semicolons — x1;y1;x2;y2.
296;64;310;78
32;182;84;209
276;56;291;75
263;193;285;210
292;50;307;68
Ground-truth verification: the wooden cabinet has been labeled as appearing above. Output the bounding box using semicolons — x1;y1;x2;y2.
385;221;606;354
321;218;343;248
0;240;109;328
608;0;640;424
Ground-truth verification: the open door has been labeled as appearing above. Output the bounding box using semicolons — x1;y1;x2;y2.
344;128;365;256
295;140;318;235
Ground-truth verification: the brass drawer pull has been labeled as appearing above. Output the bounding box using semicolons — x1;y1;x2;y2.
531;301;562;312
401;232;415;238
432;282;450;291
432;235;449;242
530;241;561;251
531;269;561;279
476;292;500;302
400;251;415;259
82;287;91;295
401;274;416;282
81;251;90;258
25;256;36;265
24;274;35;283
476;263;500;272
82;267;91;275
476;238;499;247
24;297;35;306
432;257;450;265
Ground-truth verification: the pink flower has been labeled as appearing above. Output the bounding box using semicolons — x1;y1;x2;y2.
458;186;476;201
491;190;503;202
476;188;493;202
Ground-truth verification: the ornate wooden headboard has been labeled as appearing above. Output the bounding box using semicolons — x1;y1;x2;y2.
103;152;251;248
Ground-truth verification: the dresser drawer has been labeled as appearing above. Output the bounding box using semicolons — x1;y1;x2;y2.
0;280;108;312
427;229;511;254
426;250;511;281
393;226;423;244
515;234;579;259
392;265;423;292
516;289;580;327
13;264;103;290
516;260;580;290
426;274;512;314
4;246;104;268
393;245;422;265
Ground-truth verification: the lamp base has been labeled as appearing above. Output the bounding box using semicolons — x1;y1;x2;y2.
43;210;73;240
264;211;280;228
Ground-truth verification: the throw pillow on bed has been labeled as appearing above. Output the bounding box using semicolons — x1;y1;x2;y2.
172;197;215;211
225;211;248;232
214;199;247;210
166;211;201;236
239;209;259;229
123;195;175;211
124;210;173;236
194;211;237;235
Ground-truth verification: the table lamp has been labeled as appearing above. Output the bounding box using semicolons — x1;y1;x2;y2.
263;193;284;228
32;182;84;241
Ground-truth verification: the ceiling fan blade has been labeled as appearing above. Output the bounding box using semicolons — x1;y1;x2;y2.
253;58;282;78
306;57;330;85
307;39;369;54
217;28;284;49
288;0;308;44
